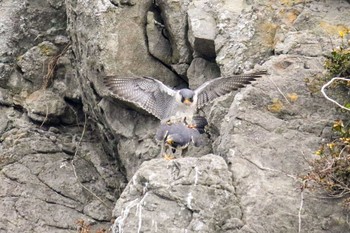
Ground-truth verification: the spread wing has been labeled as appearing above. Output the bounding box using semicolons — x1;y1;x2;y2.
103;76;177;120
194;71;267;109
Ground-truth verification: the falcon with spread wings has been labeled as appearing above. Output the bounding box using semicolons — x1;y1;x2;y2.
103;71;266;123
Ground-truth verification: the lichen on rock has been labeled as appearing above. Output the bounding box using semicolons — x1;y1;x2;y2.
1;0;350;232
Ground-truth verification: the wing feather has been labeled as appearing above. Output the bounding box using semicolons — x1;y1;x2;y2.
103;76;177;120
194;71;267;109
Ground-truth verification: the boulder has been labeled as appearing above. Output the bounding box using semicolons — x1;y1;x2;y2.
24;90;67;124
112;155;241;233
188;1;217;60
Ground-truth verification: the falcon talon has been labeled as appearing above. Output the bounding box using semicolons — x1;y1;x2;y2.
163;154;175;160
187;124;196;129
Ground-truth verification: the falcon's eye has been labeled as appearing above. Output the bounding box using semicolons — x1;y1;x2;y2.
171;141;178;147
181;97;193;104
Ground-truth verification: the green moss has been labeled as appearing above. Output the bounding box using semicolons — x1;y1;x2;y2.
325;47;350;77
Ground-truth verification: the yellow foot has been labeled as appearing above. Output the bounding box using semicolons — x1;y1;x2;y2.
187;124;196;129
163;154;175;160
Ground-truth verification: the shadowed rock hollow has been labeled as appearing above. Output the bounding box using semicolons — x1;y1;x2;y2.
1;0;350;232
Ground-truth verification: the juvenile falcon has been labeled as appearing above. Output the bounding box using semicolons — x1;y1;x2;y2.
103;71;266;123
155;121;206;159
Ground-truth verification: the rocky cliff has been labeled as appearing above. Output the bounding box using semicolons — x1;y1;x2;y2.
1;0;350;232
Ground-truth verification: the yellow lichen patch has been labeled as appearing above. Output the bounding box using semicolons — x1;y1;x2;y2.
38;43;58;56
285;9;299;24
278;9;300;26
16;55;23;62
267;98;284;113
338;29;348;39
287;92;298;102
257;22;278;48
304;74;327;94
319;21;350;36
279;0;307;6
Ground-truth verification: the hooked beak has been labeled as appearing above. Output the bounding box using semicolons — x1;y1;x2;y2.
166;136;174;145
183;98;193;106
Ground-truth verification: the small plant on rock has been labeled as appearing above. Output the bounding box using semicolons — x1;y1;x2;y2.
304;120;350;204
321;29;350;111
303;30;350;208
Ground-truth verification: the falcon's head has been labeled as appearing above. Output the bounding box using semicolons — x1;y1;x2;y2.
165;134;189;149
178;89;195;106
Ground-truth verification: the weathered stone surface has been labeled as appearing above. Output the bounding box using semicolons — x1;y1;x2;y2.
187;57;221;89
65;1;187;183
0;0;121;232
11;41;59;93
146;11;172;65
24;90;67;124
211;53;350;232
0;108;123;232
112;155;241;233
188;0;216;60
274;31;327;56
2;0;350;232
5;0;67;95
66;0;179;84
155;0;192;64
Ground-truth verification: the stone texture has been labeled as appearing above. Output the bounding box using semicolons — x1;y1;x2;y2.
146;11;172;65
188;0;217;60
187;57;221;89
1;0;350;232
0;0;123;232
16;41;59;90
24;90;67;124
155;0;192;64
0;108;123;232
66;0;179;84
212;54;345;232
112;155;241;233
1;0;67;95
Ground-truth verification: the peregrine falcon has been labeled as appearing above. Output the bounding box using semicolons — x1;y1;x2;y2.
155;121;206;159
103;71;266;123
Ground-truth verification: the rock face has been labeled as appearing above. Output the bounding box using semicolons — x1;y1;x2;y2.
1;0;350;232
113;155;241;233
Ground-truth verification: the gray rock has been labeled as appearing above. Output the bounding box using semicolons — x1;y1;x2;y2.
24;90;67;124
0;63;13;87
2;0;350;232
66;0;179;85
0;0;123;232
171;63;189;79
16;41;59;90
187;57;221;89
156;0;192;63
0;107;123;232
212;55;349;232
0;87;13;106
112;155;241;233
146;11;172;65
188;1;217;59
274;31;324;56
